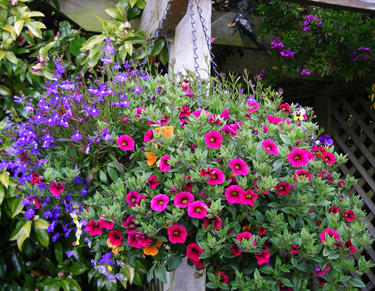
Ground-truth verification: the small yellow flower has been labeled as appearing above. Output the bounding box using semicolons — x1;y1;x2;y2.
292;108;306;121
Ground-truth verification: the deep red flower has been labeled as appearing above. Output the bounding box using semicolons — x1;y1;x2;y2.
290;244;299;254
204;131;222;148
236;232;255;246
338;180;346;187
329;205;340;215
247;101;259;113
263;125;268;133
128;234;142;249
315;263;329;276
191;259;205;268
318;278;329;286
240;189;258;206
275;182;290;195
294;169;312;181
178;104;191;118
200;168;214;177
117;135;134;151
186;243;203;261
255;250;271;265
147;175;159;189
225;185;244;204
108;230;123;246
208;114;221;125
99;218;115;230
257;226;267;235
135;232;152;247
86;220;102;236
344;240;356;253
203;215;222;230
288;148;309;167
214;271;229;284
311;145;326;157
280;103;290;113
220;108;230;119
264;240;273;249
344;209;355;222
322;151;336;165
30;172;42;185
167;224;187;244
182;175;195;192
231;245;241;256
229;158;249;175
123;217;137;234
135;107;146;118
49;182;65;196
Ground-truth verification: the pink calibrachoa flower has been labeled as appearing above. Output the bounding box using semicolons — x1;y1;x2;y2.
30;172;42;184
345;240;356;253
257;226;267;235
275;182;290;195
236;232;256;246
207;168;225;185
160;155;171;172
150;194;169;211
99;218;115;230
262;139;279;155
322;151;337;165
294;169;312;181
280;103;290;113
330;205;340;215
263;125;268;133
188;201;208;219
178;105;191;118
229;158;249;175
221;124;238;136
186;243;203;261
147;175;159;189
203;215;222;230
320;229;340;244
267;115;282;124
306;150;315;161
204;131;222;148
344;209;355;222
318;278;329;286
315;264;329;276
288;148;309;167
49;182;65;196
231;245;241;256
117;135;134;151
167;225;188;244
123;217;137;234
214;271;229;284
200;167;214;177
135;231;152;247
208;114;221;125
225;185;244;204
240;189;258;206
128;234;142;249
135;107;146;118
143;129;154;142
220;108;230;119
174;191;194;208
290;244;299;254
255;250;271;265
191;259;205;268
247;101;259;113
86;220;102;236
108;230;123;246
126;191;141;207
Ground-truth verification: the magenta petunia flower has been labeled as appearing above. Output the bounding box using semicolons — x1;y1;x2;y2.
263;125;268;133
108;230;123;246
147;175;159;189
99;219;115;230
255;250;271;265
187;201;208;219
231;245;241;256
345;240;356;253
280;103;290;113
150;194;169;211
290;244;299;254
294;169;312;181
200;167;214;177
220;108;230;119
186;243;203;261
322;151;336;165
225;185;244;204
229;158;249;175
236;232;256;246
86;220;102;236
49;182;65;196
315;264;329;276
214;271;229;284
123;217;137;234
203;215;222;230
135;231;152;247
117;135;134;151
288;148;309;167
262;139;279;155
330;205;340;215
174;191;194;208
160;155;171;172
143;129;154;142
344;209;355;222
247;101;259;113
167;224;187;244
240;189;258;206
126;190;141;207
204;131;222;149
320;229;340;244
128;234;142;249
178;105;191;118
191;259;205;268
207;168;225;185
267;115;282;124
275;182;290;195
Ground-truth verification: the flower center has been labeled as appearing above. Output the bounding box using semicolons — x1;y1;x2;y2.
299;174;305;178
267;146;271;150
173;231;179;235
131;198;136;202
246;194;252;199
122;141;127;146
279;186;284;190
158;201;164;205
210;137;215;142
231;191;238;196
235;165;240;170
294;156;300;160
182;199;188;204
196;208;201;213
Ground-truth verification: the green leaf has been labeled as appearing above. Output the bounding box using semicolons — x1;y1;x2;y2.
69;37;85;57
280;278;293;287
34;218;49;229
260;266;274;274
0;184;5;205
14;20;24;36
151;38;165;56
1;24;16;40
70;262;89;276
35;227;49;248
160;46;169;65
0;84;10;96
7;197;24;218
39;41;56;58
129;0;137;7
154;264;167;284
348;278;366;288
61;280;70;291
27;11;45;18
127;5;141;20
107;166;118;182
0;173;9;188
41;67;57;80
55;242;63;263
166;255;182;271
4;51;18;65
11;248;25;274
59;21;71;37
99;170;108;184
0;254;7;279
26;22;42;38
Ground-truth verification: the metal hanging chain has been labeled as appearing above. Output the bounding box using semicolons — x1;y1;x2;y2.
189;0;203;107
195;0;220;77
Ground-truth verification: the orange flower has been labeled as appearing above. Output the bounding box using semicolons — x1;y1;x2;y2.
143;240;162;256
155;126;174;139
230;172;236;178
242;224;252;231
145;151;158;166
107;238;124;254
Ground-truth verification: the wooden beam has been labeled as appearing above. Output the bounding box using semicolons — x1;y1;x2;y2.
282;0;375;14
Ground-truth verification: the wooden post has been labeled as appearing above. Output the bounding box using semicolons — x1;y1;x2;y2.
169;0;212;80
